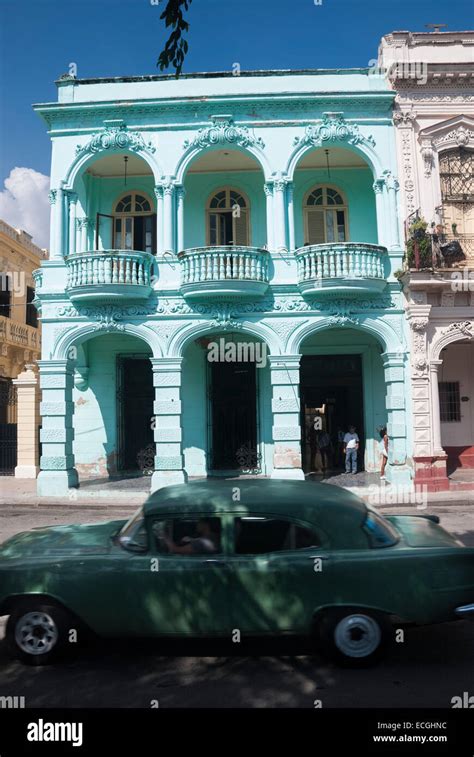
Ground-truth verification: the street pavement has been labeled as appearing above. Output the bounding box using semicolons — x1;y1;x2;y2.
0;501;472;708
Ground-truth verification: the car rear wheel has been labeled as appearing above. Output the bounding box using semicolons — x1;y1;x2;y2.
316;608;391;667
6;602;73;666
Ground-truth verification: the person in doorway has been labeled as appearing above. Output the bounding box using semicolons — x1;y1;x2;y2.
379;426;389;480
343;425;359;474
316;429;332;472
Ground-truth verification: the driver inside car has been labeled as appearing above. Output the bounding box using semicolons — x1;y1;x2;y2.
163;518;219;555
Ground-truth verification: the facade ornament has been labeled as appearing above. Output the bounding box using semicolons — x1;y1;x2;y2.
420;139;434;177
263;181;274;197
154;185;164;200
183;115;265;151
327;314;360;327
393;109;416;127
433;126;474;150
75;121;156;157
48;190;57;205
373;170;399;193
409;317;429;378
442;321;474;339
293;112;376;149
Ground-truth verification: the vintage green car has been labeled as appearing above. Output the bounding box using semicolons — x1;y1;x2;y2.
1;480;473;666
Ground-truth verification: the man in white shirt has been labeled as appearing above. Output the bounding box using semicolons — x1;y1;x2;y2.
343;425;359;474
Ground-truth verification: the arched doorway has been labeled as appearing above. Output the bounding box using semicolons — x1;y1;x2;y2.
181;330;272;477
439;339;474;474
71;332;154;480
299;328;387;475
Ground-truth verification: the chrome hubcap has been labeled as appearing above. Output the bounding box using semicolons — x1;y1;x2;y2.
334;614;381;658
15;611;59;656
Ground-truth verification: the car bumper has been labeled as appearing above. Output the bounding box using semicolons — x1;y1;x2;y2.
455;603;474;619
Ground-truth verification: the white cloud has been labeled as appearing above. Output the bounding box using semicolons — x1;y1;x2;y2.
0;167;50;249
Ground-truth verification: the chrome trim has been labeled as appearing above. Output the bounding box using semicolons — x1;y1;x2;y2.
455;603;474;616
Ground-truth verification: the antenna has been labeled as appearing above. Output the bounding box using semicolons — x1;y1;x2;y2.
425;24;448;33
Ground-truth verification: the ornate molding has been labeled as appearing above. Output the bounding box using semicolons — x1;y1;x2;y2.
293;112;376;149
373;169;400;193
183;115;265;151
48;190;57;205
75;121;156;157
57;303;156;320
433;125;474;150
393;109;417;128
442;321;474;339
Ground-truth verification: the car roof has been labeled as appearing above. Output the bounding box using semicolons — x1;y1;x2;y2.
143;479;367;533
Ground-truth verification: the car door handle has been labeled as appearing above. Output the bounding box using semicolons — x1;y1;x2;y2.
309;555;329;560
205;559;227;566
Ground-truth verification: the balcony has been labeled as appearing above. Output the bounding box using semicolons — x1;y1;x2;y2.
0;316;40;353
65;250;154;303
178;246;269;300
296;243;388;297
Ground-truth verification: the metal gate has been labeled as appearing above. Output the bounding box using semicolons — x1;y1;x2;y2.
0;378;17;475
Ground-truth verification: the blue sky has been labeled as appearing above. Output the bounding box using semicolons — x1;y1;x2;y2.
0;0;472;244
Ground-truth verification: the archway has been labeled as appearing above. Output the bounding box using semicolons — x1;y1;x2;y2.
292;146;379;249
70;331;154;481
180;329;273;477
180;148;267;251
69;152;157;255
299;327;387;476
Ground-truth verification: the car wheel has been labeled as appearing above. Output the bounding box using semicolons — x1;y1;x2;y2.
317;608;391;667
6;602;73;666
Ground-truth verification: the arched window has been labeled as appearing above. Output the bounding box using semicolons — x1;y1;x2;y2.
112;191;156;253
304;186;348;245
207;188;250;246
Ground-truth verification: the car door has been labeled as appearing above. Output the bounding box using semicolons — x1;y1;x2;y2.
125;513;232;636
227;513;332;635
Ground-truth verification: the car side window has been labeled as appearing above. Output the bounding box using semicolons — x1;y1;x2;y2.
234;516;320;555
152;516;222;556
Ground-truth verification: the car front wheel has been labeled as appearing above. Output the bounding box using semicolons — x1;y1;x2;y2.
6;602;73;666
317;608;391;667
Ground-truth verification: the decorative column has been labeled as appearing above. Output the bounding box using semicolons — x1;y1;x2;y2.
150;357;186;491
264;180;274;251
37;359;78;496
287;181;296;252
273;175;288;252
382;351;411;485
67;191;78;255
78;218;92;252
269;355;304;480
55;185;65;258
176;185;186;253
430;360;445;456
373;179;386;248
13;364;39;478
48;190;57;258
383;170;401;249
162;178;175;255
393;108;418;220
154;184;164;256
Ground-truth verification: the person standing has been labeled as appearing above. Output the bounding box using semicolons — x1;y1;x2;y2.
343;425;359;474
379;426;389;480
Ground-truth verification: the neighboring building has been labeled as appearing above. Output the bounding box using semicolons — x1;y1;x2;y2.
33;69;411;496
0;219;47;473
379;30;474;490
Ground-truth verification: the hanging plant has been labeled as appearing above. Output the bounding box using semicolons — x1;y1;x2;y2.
406;218;433;269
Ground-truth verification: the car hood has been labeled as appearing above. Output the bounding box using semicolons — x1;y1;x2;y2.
0;519;127;560
386;515;464;548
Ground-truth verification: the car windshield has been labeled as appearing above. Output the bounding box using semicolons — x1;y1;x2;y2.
118;506;148;552
363;510;400;548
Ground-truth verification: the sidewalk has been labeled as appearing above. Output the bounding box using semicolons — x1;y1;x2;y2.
1;475;473;509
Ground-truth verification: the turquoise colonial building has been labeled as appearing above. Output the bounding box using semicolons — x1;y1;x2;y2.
33;69;412;495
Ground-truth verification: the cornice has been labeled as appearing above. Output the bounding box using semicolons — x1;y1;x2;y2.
34;92;396;130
